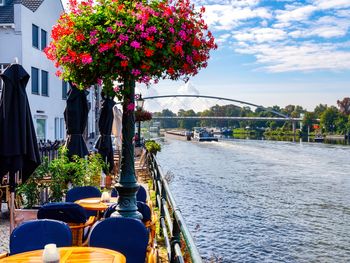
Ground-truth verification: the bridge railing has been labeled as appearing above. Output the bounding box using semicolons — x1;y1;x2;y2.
147;153;203;263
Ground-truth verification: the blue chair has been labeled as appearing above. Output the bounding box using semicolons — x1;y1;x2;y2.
10;219;72;255
89;217;154;263
66;186;101;217
103;201;156;246
111;185;147;203
37;202;95;246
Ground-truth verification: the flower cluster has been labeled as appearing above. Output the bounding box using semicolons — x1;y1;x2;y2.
135;109;153;122
45;0;217;97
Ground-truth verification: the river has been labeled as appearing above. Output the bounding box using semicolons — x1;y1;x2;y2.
156;138;350;262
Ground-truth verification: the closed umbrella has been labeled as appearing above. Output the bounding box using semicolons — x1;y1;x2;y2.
112;104;123;152
0;63;41;232
64;85;89;158
95;95;116;172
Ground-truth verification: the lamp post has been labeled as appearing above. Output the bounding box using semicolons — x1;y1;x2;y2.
136;94;144;147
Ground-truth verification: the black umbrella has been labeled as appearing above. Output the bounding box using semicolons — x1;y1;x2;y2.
64;85;89;158
95;95;116;173
0;63;41;231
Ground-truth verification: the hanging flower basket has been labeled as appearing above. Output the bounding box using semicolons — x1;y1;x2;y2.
44;0;217;99
135;109;152;122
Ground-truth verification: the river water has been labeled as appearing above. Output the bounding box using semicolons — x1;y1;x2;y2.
157;138;350;262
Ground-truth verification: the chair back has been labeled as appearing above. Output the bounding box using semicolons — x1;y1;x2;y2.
111;185;147;203
66;186;101;217
10;219;72;255
66;186;101;202
89;217;149;263
37;202;87;224
103;201;150;222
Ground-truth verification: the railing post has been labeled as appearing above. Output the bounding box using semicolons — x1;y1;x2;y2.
171;214;181;263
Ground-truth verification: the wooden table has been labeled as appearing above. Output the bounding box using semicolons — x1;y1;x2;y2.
0;247;126;262
75;197;118;211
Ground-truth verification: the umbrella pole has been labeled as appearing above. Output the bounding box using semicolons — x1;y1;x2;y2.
9;172;17;234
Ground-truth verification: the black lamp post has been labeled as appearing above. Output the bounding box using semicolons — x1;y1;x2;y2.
112;78;142;219
136;94;144;147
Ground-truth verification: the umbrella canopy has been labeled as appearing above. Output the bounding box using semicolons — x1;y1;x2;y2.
112;104;123;151
0;64;41;185
64;85;89;158
95;95;116;172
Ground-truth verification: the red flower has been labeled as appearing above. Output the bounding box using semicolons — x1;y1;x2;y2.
167;67;175;75
121;60;128;67
76;33;85;42
155;42;163;49
144;48;154;57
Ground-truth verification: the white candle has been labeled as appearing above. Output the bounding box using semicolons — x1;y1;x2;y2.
101;191;111;202
42;244;60;263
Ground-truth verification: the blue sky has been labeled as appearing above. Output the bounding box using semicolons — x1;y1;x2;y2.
61;0;350;112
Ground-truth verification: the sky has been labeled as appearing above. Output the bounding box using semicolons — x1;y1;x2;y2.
61;0;350;112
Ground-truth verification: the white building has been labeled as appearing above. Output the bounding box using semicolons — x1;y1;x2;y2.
0;0;98;142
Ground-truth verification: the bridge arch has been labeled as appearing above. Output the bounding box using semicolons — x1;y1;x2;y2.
142;94;290;119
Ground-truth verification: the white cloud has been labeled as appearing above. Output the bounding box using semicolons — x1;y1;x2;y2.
275;5;317;23
314;0;350;9
235;42;350;72
233;27;287;43
204;4;271;30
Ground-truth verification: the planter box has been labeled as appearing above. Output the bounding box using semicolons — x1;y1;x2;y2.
14;209;38;228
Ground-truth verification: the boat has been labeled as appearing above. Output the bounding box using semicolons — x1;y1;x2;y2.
193;127;218;142
314;134;324;142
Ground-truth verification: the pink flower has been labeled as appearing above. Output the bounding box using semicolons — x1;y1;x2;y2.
107;27;115;34
131;69;141;76
127;103;135;111
113;86;120;92
130;41;141;49
90;30;98;37
89;37;98;45
81;54;92;64
169;27;175;34
97;78;103;85
98;43;110;53
55;70;62;77
119;34;129;42
169;18;174;24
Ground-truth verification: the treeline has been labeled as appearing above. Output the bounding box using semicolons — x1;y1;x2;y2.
151;97;350;135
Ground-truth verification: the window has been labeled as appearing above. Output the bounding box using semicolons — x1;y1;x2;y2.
32;24;39;48
41;70;48;96
36;119;46;140
60;118;65;139
41;29;47;50
0;64;9;97
62;81;69;99
31;67;39;94
54;118;59;140
0;0;4;6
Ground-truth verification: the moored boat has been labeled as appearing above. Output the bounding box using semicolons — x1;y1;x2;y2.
193;128;218;142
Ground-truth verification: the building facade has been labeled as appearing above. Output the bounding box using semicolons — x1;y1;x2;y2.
0;0;98;142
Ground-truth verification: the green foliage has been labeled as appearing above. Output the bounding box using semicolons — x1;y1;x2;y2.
145;140;161;154
17;147;108;206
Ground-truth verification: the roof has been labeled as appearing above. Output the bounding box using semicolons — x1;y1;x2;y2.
0;0;44;24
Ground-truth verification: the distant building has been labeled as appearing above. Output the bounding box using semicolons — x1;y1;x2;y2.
0;0;98;141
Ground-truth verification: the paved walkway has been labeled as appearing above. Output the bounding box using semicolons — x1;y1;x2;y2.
0;204;10;253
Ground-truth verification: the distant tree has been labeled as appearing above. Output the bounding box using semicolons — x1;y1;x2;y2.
178;109;198;129
153;109;177;128
337;97;350;115
302;112;316;133
320;106;339;133
314;104;328;118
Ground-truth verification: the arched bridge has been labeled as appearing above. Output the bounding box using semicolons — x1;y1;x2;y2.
142;94;293;120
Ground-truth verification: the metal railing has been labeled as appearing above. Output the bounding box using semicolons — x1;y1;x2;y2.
38;140;63;162
147;153;203;263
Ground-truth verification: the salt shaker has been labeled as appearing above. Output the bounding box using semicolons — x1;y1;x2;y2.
42;243;60;263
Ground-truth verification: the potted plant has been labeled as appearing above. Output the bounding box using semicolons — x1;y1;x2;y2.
145;140;161;155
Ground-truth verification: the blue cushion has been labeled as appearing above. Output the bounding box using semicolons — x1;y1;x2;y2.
66;186;101;202
66;186;101;217
37;202;87;224
10;219;72;255
103;201;151;223
89;217;149;263
111;185;147;203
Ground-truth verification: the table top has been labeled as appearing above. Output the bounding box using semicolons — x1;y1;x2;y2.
75;197;118;211
0;247;126;263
